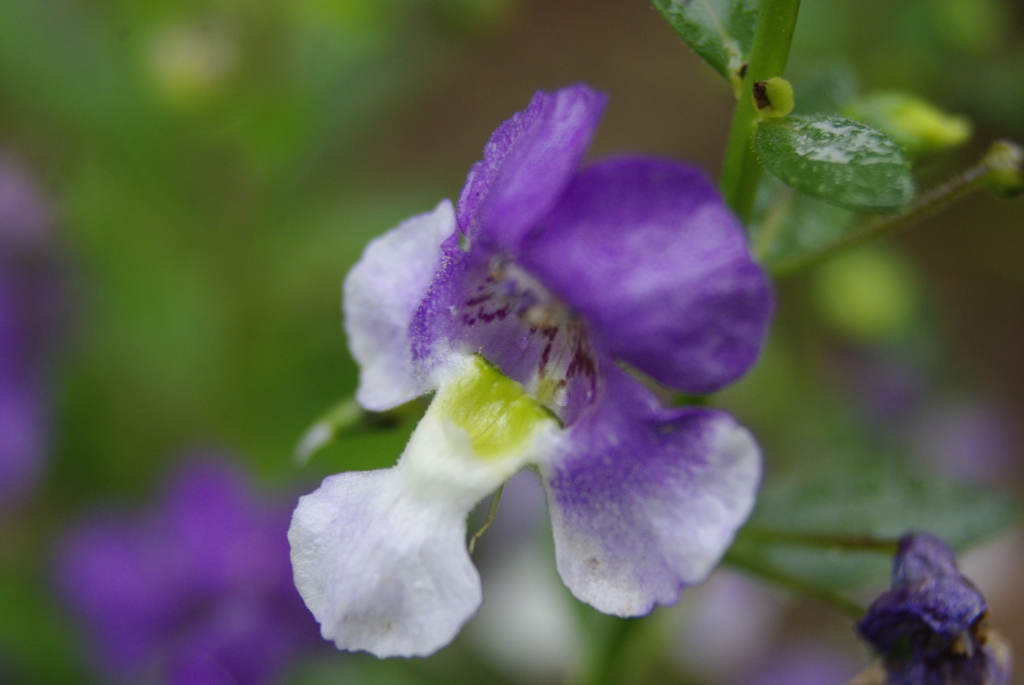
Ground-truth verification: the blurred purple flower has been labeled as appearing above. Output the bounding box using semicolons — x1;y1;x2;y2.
826;346;924;426
0;154;64;508
857;533;1012;685
56;458;321;685
906;400;1013;484
745;646;859;685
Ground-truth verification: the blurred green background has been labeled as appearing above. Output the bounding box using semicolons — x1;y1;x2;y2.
0;0;1022;682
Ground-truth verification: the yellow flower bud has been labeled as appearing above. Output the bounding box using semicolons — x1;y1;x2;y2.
843;92;972;157
752;77;795;119
982;140;1024;199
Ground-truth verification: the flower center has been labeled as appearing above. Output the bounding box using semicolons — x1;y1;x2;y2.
437;355;558;461
454;256;600;425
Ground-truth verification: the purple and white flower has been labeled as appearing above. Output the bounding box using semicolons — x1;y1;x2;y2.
289;84;773;657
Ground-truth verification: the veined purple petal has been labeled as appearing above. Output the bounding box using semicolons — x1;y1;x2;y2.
457;85;608;252
520;157;772;395
542;365;761;616
410;240;600;424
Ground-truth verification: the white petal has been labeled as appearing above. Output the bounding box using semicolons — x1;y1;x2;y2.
343;199;456;411
289;468;481;657
289;355;562;657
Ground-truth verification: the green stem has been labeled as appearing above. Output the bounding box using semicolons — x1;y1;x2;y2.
467;485;503;554
582;618;639;685
293;397;405;464
577;614;668;685
770;157;993;277
720;0;803;224
724;550;866;618
740;526;900;553
752;185;795;259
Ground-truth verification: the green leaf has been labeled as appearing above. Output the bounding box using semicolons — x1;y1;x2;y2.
755;115;915;212
750;176;858;267
789;63;859;116
295;397;389;465
728;464;1019;594
653;0;758;90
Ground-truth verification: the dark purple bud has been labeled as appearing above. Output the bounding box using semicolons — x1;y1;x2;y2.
857;533;1012;685
892;534;962;584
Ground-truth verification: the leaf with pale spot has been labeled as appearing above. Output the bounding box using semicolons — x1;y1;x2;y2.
755;115;914;212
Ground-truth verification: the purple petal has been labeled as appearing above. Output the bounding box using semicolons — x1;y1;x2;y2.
55;520;171;676
161;460;293;595
457;85;607;252
167;596;306;685
860;577;987;647
542;365;761;615
0;251;59;508
520;157;773;395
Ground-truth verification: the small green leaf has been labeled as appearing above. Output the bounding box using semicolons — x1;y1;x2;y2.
294;396;404;465
653;0;758;91
755;115;915;212
789;63;859;116
750;176;857;266
729;464;1018;594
